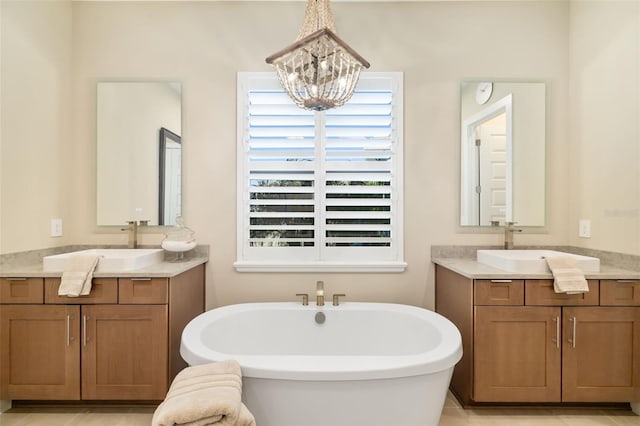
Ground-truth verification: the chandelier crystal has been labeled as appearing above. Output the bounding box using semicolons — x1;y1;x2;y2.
265;0;370;111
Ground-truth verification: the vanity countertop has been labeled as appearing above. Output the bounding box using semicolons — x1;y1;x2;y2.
0;256;208;278
432;257;640;280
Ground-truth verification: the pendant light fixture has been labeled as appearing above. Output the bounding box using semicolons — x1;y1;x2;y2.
265;0;370;111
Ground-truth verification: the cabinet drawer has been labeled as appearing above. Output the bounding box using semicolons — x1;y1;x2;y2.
600;279;640;306
44;278;118;304
0;278;44;304
525;280;599;306
119;278;168;304
475;279;524;305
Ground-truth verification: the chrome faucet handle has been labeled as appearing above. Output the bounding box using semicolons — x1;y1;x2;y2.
332;293;346;306
295;293;309;306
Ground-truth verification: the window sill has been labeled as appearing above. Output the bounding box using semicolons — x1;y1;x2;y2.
233;261;408;273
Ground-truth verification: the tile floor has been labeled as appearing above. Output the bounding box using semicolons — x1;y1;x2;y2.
439;393;639;425
0;393;638;425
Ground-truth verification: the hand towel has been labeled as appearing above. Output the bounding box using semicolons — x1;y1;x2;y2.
545;255;589;294
57;254;100;297
152;360;256;426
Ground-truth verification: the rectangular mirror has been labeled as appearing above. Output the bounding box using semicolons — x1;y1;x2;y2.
97;82;182;226
460;81;545;227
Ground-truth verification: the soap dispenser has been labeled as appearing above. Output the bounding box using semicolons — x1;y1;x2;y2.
161;216;197;261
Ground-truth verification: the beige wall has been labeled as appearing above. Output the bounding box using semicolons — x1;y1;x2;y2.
568;0;640;256
0;0;73;253
70;1;570;309
8;1;631;311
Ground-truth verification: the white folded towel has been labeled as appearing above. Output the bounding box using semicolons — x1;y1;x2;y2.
545;255;589;294
152;360;256;426
57;254;101;297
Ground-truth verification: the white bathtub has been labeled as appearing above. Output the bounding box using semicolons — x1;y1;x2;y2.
180;302;462;426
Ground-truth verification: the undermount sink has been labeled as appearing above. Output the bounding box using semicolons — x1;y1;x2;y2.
477;249;600;274
43;249;164;272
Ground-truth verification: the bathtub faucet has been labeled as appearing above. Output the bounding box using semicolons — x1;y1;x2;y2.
316;281;324;306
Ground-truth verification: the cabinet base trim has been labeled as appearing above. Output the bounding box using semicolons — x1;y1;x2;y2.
10;400;162;408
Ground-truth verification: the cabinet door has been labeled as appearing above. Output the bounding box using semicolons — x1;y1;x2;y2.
0;305;80;400
81;305;168;400
562;307;640;402
474;306;561;402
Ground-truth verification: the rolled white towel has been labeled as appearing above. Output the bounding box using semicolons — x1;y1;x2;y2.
152;360;256;426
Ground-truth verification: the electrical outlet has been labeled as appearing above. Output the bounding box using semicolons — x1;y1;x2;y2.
51;218;63;237
578;219;591;238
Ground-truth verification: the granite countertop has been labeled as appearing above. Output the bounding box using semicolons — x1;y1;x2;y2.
432;257;640;280
0;245;209;278
0;256;208;278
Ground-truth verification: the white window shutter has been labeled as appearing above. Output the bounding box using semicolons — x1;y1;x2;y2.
236;73;405;272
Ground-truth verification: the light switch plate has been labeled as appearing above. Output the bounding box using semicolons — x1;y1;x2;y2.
578;219;591;238
51;218;63;237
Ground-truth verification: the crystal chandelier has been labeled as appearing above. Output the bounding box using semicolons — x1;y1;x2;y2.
265;0;370;111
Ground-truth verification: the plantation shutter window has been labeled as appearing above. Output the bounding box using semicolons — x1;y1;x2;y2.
236;73;405;272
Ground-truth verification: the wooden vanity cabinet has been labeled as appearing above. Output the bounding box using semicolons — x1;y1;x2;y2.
562;306;640;402
0;304;80;400
474;305;561;402
435;266;640;405
0;264;205;402
81;304;168;400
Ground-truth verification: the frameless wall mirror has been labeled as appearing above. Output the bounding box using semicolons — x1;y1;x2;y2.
97;82;182;226
460;81;545;227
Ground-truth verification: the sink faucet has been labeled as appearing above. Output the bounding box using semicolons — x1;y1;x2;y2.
504;221;522;250
125;221;138;248
316;281;324;306
123;220;148;249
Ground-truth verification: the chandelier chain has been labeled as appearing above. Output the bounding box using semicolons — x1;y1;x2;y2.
297;0;336;40
266;0;369;111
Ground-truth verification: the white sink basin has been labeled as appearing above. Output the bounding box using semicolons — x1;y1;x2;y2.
477;250;600;273
43;249;164;272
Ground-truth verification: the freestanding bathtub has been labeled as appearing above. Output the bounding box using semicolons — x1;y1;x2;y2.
180;302;462;426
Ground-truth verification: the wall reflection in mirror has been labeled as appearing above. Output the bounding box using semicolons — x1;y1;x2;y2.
97;82;182;226
460;81;545;227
